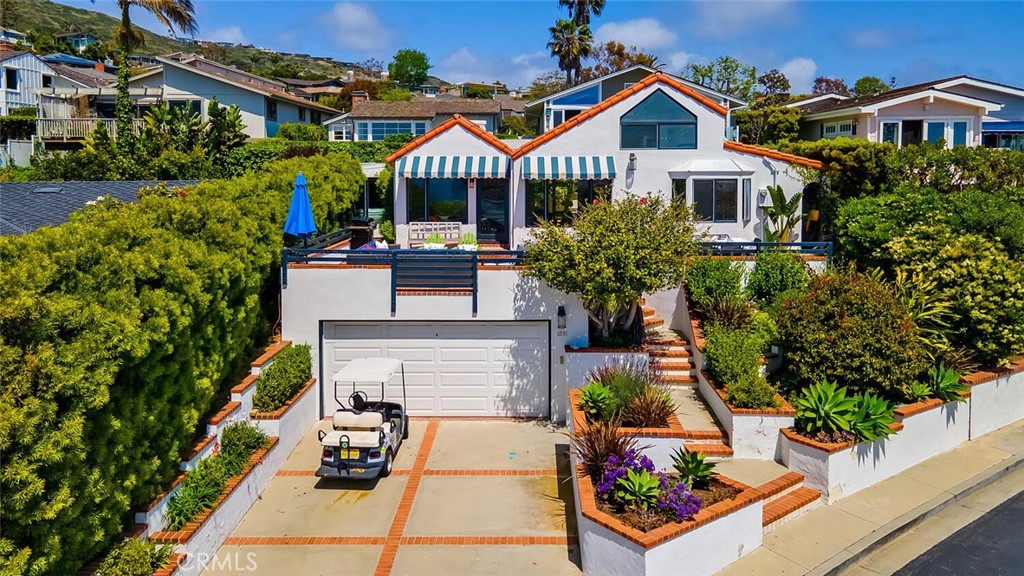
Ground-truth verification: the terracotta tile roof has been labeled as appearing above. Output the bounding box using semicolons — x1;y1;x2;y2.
349;99;502;119
511;72;728;159
723;140;824;170
385;114;513;163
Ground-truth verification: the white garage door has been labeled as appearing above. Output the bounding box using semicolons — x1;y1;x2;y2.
321;321;550;417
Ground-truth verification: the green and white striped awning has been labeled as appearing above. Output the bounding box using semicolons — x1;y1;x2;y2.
395;155;508;179
522;156;617;180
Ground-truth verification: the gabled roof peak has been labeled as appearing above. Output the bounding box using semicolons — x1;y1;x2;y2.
385;115;514;163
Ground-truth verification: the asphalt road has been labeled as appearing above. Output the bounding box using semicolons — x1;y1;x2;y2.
896;489;1024;575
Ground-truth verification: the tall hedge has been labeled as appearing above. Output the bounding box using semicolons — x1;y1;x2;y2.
0;153;363;574
223;135;413;178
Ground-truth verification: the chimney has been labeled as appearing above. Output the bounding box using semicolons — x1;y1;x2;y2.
351;90;369;107
94;61;105;72
346;70;354;82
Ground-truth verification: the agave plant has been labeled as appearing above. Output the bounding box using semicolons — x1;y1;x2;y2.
850;392;895;442
903;380;934;403
929;364;969;403
762;185;804;243
615;467;661;510
671;447;716;489
794;379;856;435
579;381;614;420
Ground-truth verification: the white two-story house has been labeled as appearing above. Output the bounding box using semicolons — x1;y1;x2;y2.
387;71;820;247
1;51;58;115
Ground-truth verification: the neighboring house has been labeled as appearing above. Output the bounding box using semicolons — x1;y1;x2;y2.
386;72;820;248
0;51;58;115
0;28;29;47
323;98;517;142
55;32;102;53
414;75;447;95
127;53;338;138
930;76;1024;150
455;81;509;97
524;65;747;136
790;76;1007;148
0;180;198;235
41;52;110;70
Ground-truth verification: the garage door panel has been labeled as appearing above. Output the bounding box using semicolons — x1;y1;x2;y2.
323;321;549;418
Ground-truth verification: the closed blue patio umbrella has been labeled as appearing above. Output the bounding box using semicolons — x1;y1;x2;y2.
283;173;317;244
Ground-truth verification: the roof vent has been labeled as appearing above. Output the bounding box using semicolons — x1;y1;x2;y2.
33;186;65;194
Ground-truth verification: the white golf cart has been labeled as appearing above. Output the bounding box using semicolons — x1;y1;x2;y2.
316;357;409;480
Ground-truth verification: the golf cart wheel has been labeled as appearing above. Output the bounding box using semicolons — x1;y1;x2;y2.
402;415;409;440
380;449;394;478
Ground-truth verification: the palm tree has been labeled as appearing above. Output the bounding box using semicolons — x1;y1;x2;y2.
547;19;593;88
106;0;198;146
558;0;605;26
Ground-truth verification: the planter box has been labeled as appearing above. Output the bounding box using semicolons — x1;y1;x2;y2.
565;347;650;392
781;395;970;503
148;437;286;576
251;378;318;459
571;460;763;576
698;371;795;460
250;340;292;376
569;388;686;471
965;359;1024;438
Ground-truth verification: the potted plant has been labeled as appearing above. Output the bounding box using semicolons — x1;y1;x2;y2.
423;232;447;250
457;232;478;251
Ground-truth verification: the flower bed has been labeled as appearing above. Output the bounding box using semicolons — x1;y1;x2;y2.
698;370;795;459
251;378;318;458
571;458;763;576
565;348;650;390
964;358;1024;438
570;388;686;470
781;393;971;502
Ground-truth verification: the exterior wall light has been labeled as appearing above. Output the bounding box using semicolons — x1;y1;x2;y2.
628;152;637;171
557;305;566;329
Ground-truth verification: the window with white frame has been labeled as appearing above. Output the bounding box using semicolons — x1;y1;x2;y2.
354;121;428;141
686;178;739;223
822;121;854;139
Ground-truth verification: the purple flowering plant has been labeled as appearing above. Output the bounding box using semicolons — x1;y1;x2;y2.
594;449;703;522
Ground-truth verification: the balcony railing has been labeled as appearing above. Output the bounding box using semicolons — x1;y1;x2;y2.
36;118;145;140
699;241;833;263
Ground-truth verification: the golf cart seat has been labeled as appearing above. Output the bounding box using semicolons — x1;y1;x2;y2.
333;410;385;431
321;429;381;449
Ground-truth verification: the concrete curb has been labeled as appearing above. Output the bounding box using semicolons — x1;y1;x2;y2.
808;449;1024;576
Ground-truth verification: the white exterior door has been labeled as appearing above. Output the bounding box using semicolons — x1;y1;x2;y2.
321;321;550;417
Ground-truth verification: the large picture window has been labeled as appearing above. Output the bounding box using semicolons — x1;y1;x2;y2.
407;178;468;223
620;90;697;149
692;179;738;223
526;179;612;226
356;121;428;142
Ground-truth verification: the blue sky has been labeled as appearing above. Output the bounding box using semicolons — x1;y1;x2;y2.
62;1;1024;91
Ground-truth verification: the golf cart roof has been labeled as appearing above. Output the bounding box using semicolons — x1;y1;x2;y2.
332;357;403;383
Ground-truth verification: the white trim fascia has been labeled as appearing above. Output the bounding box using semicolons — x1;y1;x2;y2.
785;93;851;108
860;89;1002;113
935;77;1024;99
127;66;164;83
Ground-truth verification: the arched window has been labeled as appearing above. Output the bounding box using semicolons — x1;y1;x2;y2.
620;90;698;150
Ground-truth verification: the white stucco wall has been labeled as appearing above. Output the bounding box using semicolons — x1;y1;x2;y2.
698;374;793;460
280;265;586;422
969;370;1024;438
564;350;649;390
254;382;318;457
782;399;971;502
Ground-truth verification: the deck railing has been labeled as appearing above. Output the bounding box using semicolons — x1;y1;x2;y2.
36;118;145;140
698;241;833;263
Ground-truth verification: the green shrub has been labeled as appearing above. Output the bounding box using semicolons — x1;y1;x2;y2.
220;422;268;466
746;250;809;304
887;143;1024;196
620;387;676;428
379;220;396;243
590;363;651;415
703;324;764;388
704;296;754;329
0;150;364;574
886;226;1024;366
0;115;36;140
732;106;800;146
774;267;928;400
794;380;856;436
96;539;172;576
164;456;232;531
850;392;895;442
685;256;744;312
726;373;778;409
223;138;408;177
276;123;328;141
252;344;312;412
424;232;445;245
459;232;477;245
670;448;716;489
568;419;638;478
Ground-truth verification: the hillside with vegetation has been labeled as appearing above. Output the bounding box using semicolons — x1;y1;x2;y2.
3;0;359;78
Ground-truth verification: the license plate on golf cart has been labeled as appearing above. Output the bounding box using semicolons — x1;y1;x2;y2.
340;448;359;459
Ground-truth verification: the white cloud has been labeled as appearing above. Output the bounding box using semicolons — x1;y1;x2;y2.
779;57;817;93
325;3;390;52
206;26;246;45
847;28;894;49
593;18;678;51
435;48;552;89
665;51;698;72
693;1;796;38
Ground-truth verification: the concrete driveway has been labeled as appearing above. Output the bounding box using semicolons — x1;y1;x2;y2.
204;419;581;576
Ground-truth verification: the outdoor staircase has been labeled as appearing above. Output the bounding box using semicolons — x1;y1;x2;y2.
759;471;823;534
642;305;697;386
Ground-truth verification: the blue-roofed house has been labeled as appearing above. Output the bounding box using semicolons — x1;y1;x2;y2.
54;32;102;54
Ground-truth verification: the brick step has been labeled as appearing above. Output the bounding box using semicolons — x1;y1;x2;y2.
644;336;691;347
662;374;697;385
642;317;664;328
652;359;694;371
642;306;656;318
647;347;691;358
757;471;805;503
684;442;733;459
680;429;728;442
762;486;822;533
